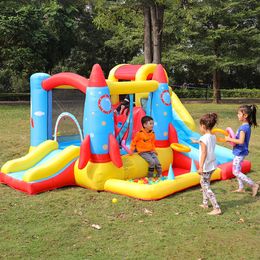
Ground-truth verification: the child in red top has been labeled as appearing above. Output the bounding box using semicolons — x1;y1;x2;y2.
130;116;162;178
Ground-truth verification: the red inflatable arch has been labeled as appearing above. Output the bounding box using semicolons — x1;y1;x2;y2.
42;72;88;93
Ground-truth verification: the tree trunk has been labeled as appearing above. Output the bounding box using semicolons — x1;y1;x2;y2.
144;6;152;63
150;4;164;64
213;69;221;103
212;39;221;103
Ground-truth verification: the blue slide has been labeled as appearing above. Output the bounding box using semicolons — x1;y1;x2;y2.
171;109;234;166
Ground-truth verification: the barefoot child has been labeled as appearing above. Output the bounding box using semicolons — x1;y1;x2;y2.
130;116;162;178
225;104;259;196
192;113;221;215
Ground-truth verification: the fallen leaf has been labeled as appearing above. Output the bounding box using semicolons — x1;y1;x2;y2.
116;213;125;219
91;224;101;230
237;218;245;223
144;208;153;215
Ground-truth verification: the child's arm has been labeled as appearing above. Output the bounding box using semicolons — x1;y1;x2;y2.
225;131;245;145
130;133;139;153
190;137;199;144
198;141;207;174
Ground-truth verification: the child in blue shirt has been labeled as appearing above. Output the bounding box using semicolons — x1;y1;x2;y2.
225;104;259;196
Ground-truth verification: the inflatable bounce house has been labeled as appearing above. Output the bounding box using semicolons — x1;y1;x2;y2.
0;64;251;200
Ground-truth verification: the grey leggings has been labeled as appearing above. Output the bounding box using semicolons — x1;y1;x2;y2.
200;170;220;209
139;151;162;177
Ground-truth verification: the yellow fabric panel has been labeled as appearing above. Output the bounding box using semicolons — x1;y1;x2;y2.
74;160;125;190
171;91;196;131
135;92;148;107
1;140;58;174
104;168;221;200
156;147;173;172
110;94;119;105
55;85;75;89
23;145;80;182
107;80;158;95
74;147;173;190
120;147;172;180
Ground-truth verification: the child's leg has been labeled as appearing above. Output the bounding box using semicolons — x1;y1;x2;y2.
233;156;255;189
201;172;220;209
139;152;155;178
200;175;209;206
151;152;162;177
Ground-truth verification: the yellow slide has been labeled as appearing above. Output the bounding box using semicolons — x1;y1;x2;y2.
171;91;196;131
1;140;58;174
135;89;195;131
1;140;80;182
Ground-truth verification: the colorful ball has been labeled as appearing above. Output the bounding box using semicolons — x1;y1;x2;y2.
112;198;118;203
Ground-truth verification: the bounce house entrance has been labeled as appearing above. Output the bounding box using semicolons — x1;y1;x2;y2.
53;112;83;149
51;88;85;149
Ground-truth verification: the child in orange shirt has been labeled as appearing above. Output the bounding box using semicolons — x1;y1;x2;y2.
130;116;162;178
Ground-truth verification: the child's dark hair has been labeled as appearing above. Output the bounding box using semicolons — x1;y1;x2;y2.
200;113;218;130
238;104;258;127
141;116;153;127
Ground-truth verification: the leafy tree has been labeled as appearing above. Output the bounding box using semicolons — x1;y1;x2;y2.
1;0;259;96
92;0;169;64
163;0;260;102
0;2;45;91
92;0;143;65
0;0;78;92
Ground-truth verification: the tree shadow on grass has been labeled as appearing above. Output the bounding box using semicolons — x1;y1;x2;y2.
163;182;258;208
219;195;259;211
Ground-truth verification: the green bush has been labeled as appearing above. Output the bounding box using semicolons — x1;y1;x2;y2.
220;89;260;98
0;88;260;102
174;88;260;99
0;93;30;101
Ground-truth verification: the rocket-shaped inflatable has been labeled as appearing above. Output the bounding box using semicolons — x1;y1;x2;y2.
149;64;174;147
79;64;122;169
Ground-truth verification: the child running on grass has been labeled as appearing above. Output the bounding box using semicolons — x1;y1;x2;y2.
130;116;162;179
192;113;221;216
225;104;259;196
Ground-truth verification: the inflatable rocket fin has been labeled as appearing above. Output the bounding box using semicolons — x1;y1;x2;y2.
109;134;123;168
78;135;91;169
168;123;178;143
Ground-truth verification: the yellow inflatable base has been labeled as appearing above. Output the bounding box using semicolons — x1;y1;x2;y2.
74;147;173;191
104;168;221;200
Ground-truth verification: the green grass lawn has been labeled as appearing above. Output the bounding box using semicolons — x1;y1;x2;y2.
0;103;259;260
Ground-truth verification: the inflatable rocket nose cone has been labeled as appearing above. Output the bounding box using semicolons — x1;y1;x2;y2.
152;64;168;83
88;64;107;87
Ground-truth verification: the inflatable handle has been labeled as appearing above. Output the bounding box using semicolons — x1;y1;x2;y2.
226;127;236;147
121;140;133;155
170;143;191;153
211;128;228;143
